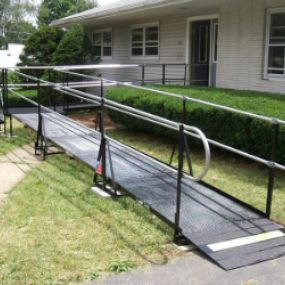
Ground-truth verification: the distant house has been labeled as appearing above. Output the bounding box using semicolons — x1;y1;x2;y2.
0;43;24;68
52;0;285;94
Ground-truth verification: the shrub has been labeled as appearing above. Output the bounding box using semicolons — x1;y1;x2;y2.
52;24;94;65
106;87;285;164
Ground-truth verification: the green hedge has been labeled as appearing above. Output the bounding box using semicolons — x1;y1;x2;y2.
7;89;74;108
7;89;38;108
106;87;285;164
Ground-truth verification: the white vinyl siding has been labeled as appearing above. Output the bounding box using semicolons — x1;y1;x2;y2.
96;16;187;82
217;0;285;94
91;0;285;94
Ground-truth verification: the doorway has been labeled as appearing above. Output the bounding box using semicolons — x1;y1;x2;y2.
189;17;219;87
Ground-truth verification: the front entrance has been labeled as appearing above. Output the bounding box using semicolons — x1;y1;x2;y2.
189;18;218;87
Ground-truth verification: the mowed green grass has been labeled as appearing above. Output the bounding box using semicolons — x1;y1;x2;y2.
108;85;285;120
0;120;35;156
150;85;285;119
0;125;177;285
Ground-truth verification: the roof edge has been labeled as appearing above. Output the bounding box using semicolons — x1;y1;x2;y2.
51;0;193;27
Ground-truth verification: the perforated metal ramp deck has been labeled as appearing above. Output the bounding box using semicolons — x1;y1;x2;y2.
12;111;285;270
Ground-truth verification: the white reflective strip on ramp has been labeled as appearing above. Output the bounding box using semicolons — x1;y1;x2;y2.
207;230;285;252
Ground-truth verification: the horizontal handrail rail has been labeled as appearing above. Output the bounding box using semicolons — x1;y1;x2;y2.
8;84;211;182
7;67;285;171
7;64;141;70
53;67;285;126
124;84;285;125
57;86;211;181
7;89;208;183
4;64;285;219
9;74;285;172
57;85;285;172
12;66;283;172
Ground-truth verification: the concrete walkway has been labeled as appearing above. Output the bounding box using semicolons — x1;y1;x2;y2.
0;144;40;203
89;250;285;285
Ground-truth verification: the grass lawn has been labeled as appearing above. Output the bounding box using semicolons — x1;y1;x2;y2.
148;85;285;120
0;121;284;284
0;120;35;156
0;125;177;285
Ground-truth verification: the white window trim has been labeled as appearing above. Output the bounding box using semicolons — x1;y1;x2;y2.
130;22;160;59
93;28;113;59
264;7;285;80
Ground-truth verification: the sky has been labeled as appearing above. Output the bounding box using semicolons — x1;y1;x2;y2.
29;0;120;24
98;0;119;5
33;0;120;6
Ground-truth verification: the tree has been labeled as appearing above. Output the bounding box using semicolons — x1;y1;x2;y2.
19;0;96;67
52;24;94;65
38;0;96;26
4;21;35;44
19;25;63;66
0;0;37;46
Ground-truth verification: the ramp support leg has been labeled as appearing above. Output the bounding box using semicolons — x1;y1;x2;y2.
9;114;13;137
174;124;185;238
35;80;46;159
93;80;119;197
169;142;176;166
266;122;279;218
2;68;8;135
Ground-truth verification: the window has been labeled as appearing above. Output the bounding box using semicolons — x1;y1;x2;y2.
131;24;159;57
132;28;144;56
93;30;112;58
265;8;285;78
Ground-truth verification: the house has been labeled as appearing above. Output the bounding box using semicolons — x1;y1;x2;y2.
0;43;24;68
52;0;285;94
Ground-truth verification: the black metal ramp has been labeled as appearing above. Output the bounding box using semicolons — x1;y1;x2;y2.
12;111;285;270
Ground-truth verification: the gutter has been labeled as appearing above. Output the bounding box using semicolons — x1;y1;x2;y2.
51;0;193;27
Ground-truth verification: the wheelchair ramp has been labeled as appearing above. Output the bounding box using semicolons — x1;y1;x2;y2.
12;111;285;270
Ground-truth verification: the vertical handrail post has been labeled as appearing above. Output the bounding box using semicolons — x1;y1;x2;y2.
35;79;42;154
4;69;9;135
142;64;145;85
100;79;107;191
53;70;57;111
184;64;187;86
174;124;185;238
182;96;193;176
48;69;53;108
182;96;186;124
162;64;166;85
0;69;4;133
266;121;279;218
2;69;7;134
65;73;69;113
